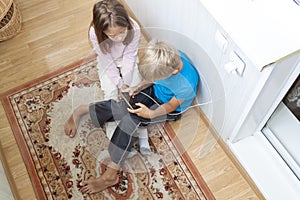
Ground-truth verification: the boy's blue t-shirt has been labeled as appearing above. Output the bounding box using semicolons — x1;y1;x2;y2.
153;51;199;112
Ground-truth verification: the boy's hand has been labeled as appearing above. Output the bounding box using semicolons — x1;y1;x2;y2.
127;103;152;119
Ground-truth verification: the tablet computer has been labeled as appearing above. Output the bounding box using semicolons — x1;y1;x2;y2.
121;92;133;109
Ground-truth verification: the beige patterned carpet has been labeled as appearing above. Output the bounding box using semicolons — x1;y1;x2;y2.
1;55;214;200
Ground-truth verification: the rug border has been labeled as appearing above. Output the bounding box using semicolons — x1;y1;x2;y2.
0;54;96;200
1;55;214;200
1;94;46;199
163;123;215;200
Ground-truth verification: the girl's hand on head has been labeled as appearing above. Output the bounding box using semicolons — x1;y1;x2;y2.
120;84;129;92
126;85;140;96
117;88;122;100
118;84;129;100
127;103;152;119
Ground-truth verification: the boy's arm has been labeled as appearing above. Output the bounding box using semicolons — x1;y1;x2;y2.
129;96;184;119
150;97;184;118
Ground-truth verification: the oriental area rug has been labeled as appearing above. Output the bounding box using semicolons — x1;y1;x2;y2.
1;56;214;200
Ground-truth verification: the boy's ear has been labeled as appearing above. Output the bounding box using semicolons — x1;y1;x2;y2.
171;60;183;75
172;69;180;75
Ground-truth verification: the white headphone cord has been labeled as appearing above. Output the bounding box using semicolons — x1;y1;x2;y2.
139;91;214;115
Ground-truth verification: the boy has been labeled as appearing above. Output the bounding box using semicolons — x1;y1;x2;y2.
64;39;199;194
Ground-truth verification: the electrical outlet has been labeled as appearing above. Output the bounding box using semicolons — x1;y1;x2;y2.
225;51;246;76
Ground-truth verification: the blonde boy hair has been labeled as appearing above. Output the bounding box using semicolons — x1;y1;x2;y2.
139;40;181;81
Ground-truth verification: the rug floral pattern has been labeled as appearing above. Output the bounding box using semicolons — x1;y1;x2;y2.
5;58;208;199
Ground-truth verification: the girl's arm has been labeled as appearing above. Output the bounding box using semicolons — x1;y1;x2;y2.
89;26;123;87
126;79;154;96
120;19;141;86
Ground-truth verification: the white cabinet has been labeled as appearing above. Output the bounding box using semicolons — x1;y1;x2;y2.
200;0;300;69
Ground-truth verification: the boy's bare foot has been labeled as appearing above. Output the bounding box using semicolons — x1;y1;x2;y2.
79;170;119;194
64;115;78;138
64;105;89;138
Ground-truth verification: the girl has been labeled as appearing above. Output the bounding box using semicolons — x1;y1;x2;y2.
88;0;150;156
89;0;140;99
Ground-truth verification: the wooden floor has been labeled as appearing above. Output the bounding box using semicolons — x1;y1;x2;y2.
0;0;263;199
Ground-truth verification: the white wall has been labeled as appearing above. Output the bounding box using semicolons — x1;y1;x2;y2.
125;0;269;141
